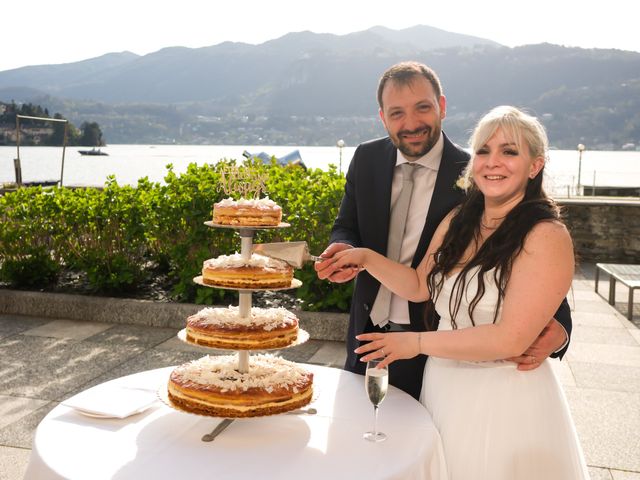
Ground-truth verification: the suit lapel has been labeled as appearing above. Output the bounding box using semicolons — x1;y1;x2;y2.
370;140;397;255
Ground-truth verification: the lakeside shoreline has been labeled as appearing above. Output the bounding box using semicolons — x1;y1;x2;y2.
2;145;640;195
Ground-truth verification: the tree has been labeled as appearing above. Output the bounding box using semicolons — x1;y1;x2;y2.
79;121;105;146
47;113;72;146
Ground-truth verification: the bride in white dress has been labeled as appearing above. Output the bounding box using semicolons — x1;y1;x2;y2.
331;106;589;479
421;266;586;479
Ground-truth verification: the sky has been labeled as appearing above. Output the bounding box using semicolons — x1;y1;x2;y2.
2;0;639;72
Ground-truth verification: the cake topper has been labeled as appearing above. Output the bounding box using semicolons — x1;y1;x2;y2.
219;164;269;199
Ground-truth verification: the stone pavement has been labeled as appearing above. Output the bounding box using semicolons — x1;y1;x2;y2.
0;263;639;480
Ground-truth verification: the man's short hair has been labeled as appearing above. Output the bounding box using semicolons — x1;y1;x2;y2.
377;61;443;109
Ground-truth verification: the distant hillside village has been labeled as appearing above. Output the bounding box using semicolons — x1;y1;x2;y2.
0;101;105;147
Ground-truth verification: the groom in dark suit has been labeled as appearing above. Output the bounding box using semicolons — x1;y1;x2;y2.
315;61;572;399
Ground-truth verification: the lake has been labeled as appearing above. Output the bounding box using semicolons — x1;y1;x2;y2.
1;144;639;197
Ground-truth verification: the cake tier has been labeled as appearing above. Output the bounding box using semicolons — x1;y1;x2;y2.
167;354;313;418
186;306;299;349
213;197;282;226
202;253;293;289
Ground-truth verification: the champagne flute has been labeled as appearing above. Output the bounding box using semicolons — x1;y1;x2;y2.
363;358;388;442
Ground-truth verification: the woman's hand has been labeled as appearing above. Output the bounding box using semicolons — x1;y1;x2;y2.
355;332;422;369
331;247;371;270
314;243;360;283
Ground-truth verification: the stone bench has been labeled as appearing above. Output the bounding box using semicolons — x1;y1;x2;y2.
595;263;640;320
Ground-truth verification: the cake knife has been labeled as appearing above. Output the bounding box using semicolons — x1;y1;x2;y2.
201;418;234;442
252;241;322;268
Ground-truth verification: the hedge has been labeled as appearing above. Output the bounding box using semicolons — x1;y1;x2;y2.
0;160;353;312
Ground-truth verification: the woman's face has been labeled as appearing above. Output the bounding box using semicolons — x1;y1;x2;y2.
472;128;544;207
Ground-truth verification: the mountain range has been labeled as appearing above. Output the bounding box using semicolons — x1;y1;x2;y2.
0;25;638;150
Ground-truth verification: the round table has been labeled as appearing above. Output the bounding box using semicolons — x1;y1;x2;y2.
25;364;447;480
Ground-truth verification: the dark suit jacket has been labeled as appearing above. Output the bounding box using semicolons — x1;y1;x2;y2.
330;133;572;400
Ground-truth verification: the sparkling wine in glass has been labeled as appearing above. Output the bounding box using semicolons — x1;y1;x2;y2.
363;358;388;442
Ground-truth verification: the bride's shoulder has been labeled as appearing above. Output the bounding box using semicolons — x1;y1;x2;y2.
528;219;570;238
523;220;573;258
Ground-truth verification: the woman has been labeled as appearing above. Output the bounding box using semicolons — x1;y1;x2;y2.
331;106;588;479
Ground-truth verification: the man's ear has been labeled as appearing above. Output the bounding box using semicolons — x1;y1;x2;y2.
378;108;389;131
439;95;447;120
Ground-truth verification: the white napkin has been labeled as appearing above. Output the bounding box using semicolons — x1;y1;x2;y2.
62;385;158;419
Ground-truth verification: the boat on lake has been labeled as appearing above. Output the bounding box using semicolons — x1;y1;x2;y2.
242;149;306;168
78;148;108;156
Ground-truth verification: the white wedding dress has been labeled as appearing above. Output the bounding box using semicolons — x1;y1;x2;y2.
420;268;589;480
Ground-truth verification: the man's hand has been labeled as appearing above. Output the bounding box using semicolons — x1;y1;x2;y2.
314;243;359;283
507;318;568;371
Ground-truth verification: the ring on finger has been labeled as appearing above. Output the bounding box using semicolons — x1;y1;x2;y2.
380;348;385;357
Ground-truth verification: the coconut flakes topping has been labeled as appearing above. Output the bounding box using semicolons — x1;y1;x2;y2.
203;253;288;269
174;354;310;392
215;197;281;210
190;306;297;330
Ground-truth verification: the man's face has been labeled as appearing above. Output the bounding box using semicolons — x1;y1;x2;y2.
379;76;447;161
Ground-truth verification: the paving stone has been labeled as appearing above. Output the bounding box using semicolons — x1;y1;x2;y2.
308;341;347;368
611;300;640;319
566;342;640;367
565;386;640;472
0;445;31;480
573;281;602;293
571;326;639;346
22;319;112;340
570;289;605;301
612;470;640;480
572;311;628;328
574;299;624;314
589;466;614;480
551;359;576;387
0;402;56;449
570;361;640;393
0;395;49;430
616;315;639;330
0;334;146;400
84;323;178;348
0;315;50;340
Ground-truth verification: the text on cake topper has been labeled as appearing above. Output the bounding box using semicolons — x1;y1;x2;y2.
219;164;269;199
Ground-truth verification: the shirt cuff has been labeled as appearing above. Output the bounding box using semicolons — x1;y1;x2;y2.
554;323;569;354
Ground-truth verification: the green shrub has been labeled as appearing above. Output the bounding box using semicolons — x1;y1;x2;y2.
55;177;149;293
0;187;61;287
0;160;354;311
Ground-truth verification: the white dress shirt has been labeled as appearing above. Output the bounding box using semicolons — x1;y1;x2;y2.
388;133;444;325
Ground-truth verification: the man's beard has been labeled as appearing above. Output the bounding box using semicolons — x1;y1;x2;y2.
390;123;441;160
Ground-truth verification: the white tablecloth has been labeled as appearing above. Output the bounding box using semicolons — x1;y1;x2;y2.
25;364;447;480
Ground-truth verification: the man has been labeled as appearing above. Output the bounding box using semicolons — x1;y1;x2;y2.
315;61;571;399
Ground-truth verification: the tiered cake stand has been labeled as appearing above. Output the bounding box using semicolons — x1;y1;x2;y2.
158;219;316;442
183;220;306;376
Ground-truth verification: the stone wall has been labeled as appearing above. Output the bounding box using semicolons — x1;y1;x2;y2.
559;199;640;263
